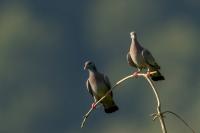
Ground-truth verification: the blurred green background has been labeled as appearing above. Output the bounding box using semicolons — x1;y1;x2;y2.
0;0;199;133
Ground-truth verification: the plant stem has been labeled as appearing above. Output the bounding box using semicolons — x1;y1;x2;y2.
81;71;168;133
144;75;167;133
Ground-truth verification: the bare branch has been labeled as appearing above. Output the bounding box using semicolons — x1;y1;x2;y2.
81;71;196;133
143;75;167;133
81;74;135;128
81;71;157;128
162;111;196;133
81;107;93;128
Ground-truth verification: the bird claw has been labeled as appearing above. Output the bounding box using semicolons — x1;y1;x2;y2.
132;71;139;77
91;103;96;109
146;71;151;77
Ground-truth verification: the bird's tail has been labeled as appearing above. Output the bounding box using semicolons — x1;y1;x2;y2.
151;70;165;81
103;100;119;113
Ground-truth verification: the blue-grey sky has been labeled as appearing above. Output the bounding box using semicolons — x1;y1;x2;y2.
0;1;199;133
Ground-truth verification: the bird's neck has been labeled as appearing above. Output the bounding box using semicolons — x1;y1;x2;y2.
131;38;142;50
88;69;98;76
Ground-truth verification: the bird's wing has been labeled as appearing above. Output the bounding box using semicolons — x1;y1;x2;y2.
127;52;137;67
103;75;111;89
103;75;113;97
86;79;93;97
142;49;160;69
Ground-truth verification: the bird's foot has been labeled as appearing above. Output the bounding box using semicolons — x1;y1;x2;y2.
91;103;96;109
146;71;151;77
132;71;140;78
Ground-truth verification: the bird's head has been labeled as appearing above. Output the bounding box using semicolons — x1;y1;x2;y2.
84;61;97;71
130;31;137;39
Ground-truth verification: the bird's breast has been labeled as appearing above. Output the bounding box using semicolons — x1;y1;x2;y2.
89;77;109;97
130;48;145;67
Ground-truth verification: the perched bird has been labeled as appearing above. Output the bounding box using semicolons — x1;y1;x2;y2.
84;61;119;113
127;32;165;81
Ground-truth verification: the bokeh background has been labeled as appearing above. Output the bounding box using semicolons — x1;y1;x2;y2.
0;0;199;133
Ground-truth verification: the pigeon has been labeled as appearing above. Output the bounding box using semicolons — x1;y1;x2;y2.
127;32;165;81
84;61;119;113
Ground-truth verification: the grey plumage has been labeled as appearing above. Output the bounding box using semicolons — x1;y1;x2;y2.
84;61;118;113
127;32;165;81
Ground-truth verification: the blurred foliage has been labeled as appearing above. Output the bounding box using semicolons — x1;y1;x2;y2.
0;1;199;133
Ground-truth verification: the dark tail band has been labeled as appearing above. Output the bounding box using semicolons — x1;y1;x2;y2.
151;70;165;81
104;105;119;113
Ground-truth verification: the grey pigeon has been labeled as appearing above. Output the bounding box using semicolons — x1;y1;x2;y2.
84;61;119;113
127;32;165;81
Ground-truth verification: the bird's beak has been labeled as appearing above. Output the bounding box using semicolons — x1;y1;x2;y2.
84;65;87;70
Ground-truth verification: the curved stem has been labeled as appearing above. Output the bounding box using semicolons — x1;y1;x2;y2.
81;74;134;128
144;75;167;133
81;72;196;133
81;72;157;128
94;74;134;106
81;107;93;128
162;111;196;133
81;71;167;132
